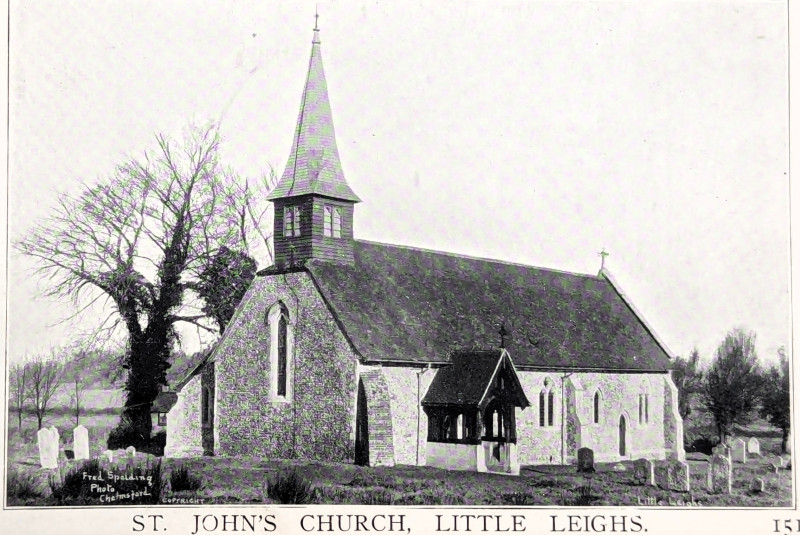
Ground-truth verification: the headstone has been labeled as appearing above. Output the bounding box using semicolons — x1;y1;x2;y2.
731;438;747;463
750;477;765;494
667;460;690;492
102;449;114;463
778;457;787;468
710;454;732;494
73;425;89;461
50;426;60;447
126;446;136;457
37;427;58;469
712;444;730;459
787;432;792;454
770;463;780;474
747;437;760;456
633;458;655;486
577;448;595;473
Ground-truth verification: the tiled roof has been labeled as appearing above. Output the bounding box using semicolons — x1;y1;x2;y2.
267;28;360;203
304;240;673;371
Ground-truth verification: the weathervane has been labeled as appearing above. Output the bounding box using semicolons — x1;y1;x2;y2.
598;248;610;271
314;6;319;31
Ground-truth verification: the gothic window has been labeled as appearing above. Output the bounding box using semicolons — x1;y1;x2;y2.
548;391;554;426
284;206;301;237
267;302;293;401
323;204;343;238
539;390;546;426
277;312;288;396
594;391;601;424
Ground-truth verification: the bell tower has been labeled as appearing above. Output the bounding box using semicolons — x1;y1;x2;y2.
267;17;360;268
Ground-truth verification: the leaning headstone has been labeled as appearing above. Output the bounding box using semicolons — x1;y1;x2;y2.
577;448;595;473
750;478;765;494
747;437;760;456
37;427;58;469
731;438;747;463
633;458;655;486
126;446;136;457
710;454;732;494
712;444;731;459
73;425;89;461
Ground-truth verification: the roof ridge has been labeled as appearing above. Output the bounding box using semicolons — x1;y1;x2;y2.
355;239;600;279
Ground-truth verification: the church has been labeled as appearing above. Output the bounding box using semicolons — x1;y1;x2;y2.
164;21;684;474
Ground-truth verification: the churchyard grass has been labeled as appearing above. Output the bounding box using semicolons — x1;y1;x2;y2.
5;402;792;507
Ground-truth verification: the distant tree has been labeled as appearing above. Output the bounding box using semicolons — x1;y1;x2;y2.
27;350;65;430
196;246;257;334
703;328;763;444
760;346;791;453
9;361;29;429
671;347;704;420
66;346;92;426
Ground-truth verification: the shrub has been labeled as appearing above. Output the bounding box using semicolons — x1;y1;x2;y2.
266;469;313;504
170;465;202;492
107;417;149;450
684;430;718;454
7;470;43;504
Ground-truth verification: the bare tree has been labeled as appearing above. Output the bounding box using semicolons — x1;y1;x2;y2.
16;123;273;442
28;349;65;430
66;346;91;426
9;360;29;430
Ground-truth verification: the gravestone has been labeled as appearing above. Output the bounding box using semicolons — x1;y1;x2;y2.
712;444;730;459
731;438;747;463
770;463;780;474
73;425;89;461
750;478;765;494
37;427;58;469
577;448;595;473
633;458;655;486
102;449;114;463
126;446;137;457
710;454;732;494
787;432;792;454
747;437;760;456
668;460;690;492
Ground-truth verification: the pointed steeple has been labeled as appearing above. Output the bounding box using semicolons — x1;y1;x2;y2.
267;19;360;202
269;16;360;269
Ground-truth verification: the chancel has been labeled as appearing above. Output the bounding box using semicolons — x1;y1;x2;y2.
163;17;684;472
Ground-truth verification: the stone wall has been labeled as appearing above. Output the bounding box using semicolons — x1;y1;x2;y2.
515;371;672;464
380;366;435;466
165;374;204;457
358;367;395;466
515;372;564;465
214;271;359;462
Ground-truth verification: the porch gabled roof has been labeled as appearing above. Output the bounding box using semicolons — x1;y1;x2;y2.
422;349;530;410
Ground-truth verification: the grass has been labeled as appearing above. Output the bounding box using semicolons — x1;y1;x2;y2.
169;465;203;492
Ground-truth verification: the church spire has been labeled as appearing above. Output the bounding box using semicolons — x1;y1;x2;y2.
269;16;360;269
267;15;360;202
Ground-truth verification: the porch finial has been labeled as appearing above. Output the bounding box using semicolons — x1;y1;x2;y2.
499;322;509;349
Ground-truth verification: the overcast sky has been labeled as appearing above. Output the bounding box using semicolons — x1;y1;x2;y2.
7;1;789;365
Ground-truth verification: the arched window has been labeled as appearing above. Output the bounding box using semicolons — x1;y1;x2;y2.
539;390;547;427
267;302;293;401
593;391;601;424
547;391;554;426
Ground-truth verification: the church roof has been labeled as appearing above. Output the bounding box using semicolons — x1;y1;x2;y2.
422;349;530;408
266;26;360;203
303;240;673;371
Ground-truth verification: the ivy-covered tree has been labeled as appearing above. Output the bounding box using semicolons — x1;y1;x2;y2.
196;246;257;334
760;346;791;453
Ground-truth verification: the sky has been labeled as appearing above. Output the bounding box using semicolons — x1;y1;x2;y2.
6;1;790;365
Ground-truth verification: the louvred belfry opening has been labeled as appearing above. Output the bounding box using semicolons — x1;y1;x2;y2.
267;18;360;268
